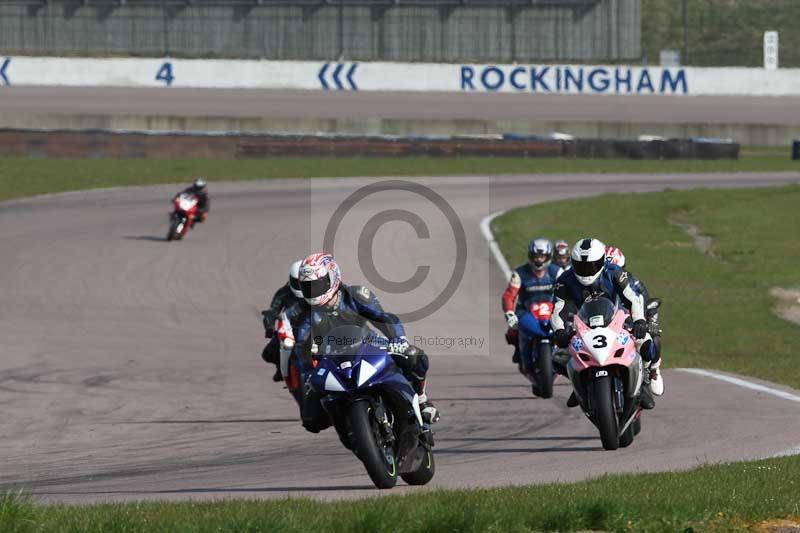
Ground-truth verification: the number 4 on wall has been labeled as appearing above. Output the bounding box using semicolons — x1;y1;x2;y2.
156;62;174;86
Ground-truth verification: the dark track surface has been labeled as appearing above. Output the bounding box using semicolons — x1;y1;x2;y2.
2;172;800;503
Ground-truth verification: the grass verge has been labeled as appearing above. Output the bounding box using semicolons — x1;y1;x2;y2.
2;455;799;532
492;184;800;388
1;154;798;203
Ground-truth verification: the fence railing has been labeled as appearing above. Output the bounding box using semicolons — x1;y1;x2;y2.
0;0;638;62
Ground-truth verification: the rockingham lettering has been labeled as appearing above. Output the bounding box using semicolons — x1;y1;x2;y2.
459;65;689;95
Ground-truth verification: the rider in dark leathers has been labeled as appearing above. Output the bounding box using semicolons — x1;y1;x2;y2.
261;260;306;382
551;238;663;410
292;253;439;433
175;178;209;222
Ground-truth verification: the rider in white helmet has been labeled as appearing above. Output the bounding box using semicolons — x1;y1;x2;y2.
292;253;439;432
260;260;307;383
551;238;662;409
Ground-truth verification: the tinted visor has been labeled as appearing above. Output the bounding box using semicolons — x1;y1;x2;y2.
528;251;550;262
573;257;605;278
300;276;331;299
289;276;301;292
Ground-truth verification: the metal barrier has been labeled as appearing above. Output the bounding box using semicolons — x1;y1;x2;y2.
0;0;639;62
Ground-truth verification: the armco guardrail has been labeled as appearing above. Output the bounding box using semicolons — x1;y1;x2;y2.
1;56;800;96
0;129;739;160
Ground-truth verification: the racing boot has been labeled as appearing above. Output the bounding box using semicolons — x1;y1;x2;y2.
566;391;579;408
649;359;664;396
413;379;440;424
639;383;655;410
418;392;440;424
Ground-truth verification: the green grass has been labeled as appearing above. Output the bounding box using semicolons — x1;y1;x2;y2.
493;184;800;388
642;0;800;67
2;454;800;532
1;154;799;203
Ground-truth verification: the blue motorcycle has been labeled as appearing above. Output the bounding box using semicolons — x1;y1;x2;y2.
518;301;557;398
308;325;435;489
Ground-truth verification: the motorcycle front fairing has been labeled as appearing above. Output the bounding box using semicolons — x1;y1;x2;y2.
309;340;422;426
310;338;428;472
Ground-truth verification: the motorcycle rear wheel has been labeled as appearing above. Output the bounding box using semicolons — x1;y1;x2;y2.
592;375;620;450
400;448;435;486
349;401;397;489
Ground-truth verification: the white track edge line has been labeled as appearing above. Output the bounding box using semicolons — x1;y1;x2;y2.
676;368;800;403
479;210;512;280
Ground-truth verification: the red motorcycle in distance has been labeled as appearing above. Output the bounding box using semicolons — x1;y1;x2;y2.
167;192;200;241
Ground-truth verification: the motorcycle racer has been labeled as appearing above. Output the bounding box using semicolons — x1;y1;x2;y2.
175;178;209;222
292;253;439;433
553;239;571;269
261;260;308;383
501;238;563;392
552;238;663;410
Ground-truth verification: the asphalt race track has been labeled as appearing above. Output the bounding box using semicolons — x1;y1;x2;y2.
2;172;800;503
2;87;800;124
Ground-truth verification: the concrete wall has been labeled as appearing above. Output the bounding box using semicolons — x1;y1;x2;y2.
0;0;640;62
3;56;800;97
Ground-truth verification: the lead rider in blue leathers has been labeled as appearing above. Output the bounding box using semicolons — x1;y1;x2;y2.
291;253;439;434
551;238;664;410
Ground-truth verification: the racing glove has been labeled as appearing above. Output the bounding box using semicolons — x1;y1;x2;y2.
261;310;276;338
504;311;519;329
553;328;572;349
632;319;648;340
388;336;409;355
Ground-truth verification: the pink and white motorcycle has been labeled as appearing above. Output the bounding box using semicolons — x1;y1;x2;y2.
567;296;644;450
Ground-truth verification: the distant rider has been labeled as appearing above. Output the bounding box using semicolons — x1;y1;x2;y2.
175;178;210;222
551;238;663;410
553;240;571;269
260;260;307;384
501;238;563;394
292;253;439;433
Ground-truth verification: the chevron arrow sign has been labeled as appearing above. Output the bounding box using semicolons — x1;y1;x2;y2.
318;62;358;91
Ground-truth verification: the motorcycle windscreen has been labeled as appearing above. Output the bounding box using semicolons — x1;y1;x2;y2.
577;296;616;328
318;324;379;359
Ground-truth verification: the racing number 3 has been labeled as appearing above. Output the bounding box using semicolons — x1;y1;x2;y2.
156;62;174;86
592;335;608;348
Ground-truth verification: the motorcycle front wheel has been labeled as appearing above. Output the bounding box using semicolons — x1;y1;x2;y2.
167;217;183;241
592;375;620;450
349;401;397;489
535;341;554;398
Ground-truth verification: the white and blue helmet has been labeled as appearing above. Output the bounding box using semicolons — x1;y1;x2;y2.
527;238;553;271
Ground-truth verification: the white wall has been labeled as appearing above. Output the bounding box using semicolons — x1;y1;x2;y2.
2;56;800;96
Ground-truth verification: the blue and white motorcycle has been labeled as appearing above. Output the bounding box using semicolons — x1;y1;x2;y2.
308;325;435;489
